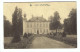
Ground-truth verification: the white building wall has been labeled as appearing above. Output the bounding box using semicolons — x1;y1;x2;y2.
23;21;50;35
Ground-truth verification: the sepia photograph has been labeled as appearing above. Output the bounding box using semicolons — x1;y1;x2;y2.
3;2;77;49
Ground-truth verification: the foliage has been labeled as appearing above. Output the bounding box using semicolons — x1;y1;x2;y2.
50;11;61;33
64;9;77;34
12;7;23;43
23;33;32;38
4;15;12;37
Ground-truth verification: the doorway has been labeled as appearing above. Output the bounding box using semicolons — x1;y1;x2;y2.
37;30;39;34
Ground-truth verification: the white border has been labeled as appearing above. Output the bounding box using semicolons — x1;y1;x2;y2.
0;0;80;52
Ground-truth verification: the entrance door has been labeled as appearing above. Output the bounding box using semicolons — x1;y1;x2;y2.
37;30;39;34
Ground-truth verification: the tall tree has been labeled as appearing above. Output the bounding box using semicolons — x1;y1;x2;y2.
64;9;77;34
4;15;12;37
49;16;54;29
18;8;23;36
69;9;77;34
64;19;70;33
50;11;61;34
12;7;23;43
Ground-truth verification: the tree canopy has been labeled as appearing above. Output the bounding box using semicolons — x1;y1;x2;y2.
12;7;23;43
4;15;12;37
64;9;77;34
50;11;61;29
50;11;61;33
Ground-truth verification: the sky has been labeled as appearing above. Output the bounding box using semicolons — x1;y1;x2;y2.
3;2;76;24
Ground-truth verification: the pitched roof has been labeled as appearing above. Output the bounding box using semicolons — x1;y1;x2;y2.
28;17;47;22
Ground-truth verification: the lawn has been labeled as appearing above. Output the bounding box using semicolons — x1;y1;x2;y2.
46;34;77;48
4;35;34;49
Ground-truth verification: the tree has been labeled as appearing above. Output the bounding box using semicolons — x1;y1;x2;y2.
69;9;77;34
18;8;23;36
64;19;70;34
4;15;12;37
50;11;61;34
12;7;23;43
49;16;54;29
64;9;77;34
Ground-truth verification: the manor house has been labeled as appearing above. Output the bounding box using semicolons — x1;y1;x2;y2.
23;15;50;35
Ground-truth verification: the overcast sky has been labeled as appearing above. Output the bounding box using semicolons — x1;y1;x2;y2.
3;2;76;24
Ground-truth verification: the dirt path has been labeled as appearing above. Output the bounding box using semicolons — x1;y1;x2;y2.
30;36;75;48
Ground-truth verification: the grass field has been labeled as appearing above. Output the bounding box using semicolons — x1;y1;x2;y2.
4;34;77;48
4;35;34;49
47;34;77;48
